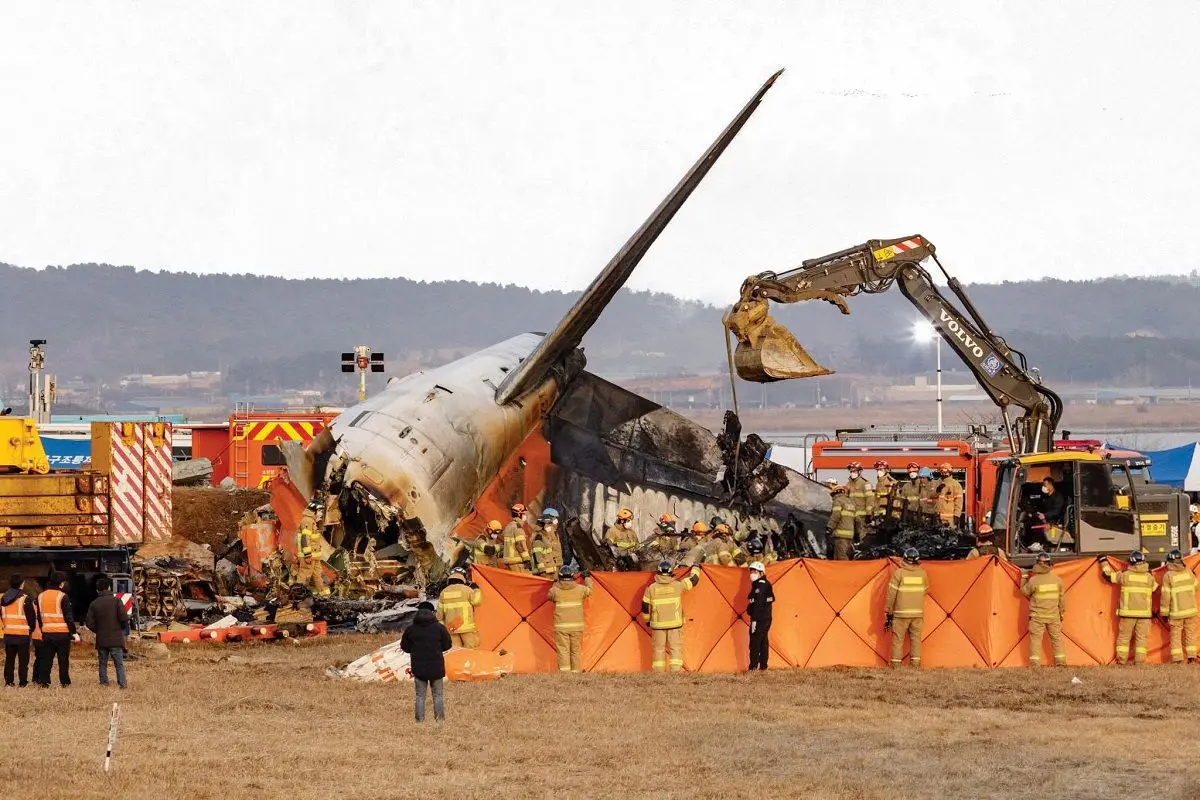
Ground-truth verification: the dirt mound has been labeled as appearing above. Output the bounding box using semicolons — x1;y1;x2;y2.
171;486;270;550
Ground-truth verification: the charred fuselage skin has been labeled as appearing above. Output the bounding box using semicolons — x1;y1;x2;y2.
312;334;560;558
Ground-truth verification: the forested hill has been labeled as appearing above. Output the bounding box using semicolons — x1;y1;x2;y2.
2;263;1199;386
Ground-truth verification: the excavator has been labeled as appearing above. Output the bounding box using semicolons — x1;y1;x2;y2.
724;236;1191;562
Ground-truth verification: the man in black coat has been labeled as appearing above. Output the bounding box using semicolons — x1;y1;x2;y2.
84;576;130;688
2;574;37;687
400;601;453;722
746;562;775;671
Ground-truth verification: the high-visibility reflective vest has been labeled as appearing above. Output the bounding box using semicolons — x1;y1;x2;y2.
1;594;31;636
874;474;899;518
1022;566;1065;623
1162;565;1198;620
530;534;556;575
437;583;482;633
1109;566;1155;618
829;496;855;540
37;589;69;634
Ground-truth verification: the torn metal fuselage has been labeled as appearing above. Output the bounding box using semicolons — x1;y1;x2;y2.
285;334;574;563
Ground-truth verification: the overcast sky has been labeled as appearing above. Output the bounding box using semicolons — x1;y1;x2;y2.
2;2;1197;305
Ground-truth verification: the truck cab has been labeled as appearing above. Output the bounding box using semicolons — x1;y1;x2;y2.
988;452;1186;565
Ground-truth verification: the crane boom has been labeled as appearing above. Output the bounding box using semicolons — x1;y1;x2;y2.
723;235;1063;453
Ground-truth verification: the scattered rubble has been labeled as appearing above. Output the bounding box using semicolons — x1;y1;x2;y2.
855;522;976;561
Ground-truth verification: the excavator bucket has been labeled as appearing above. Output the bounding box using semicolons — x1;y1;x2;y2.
722;298;835;382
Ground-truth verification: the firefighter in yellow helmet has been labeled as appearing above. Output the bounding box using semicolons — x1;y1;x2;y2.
606;508;640;571
642;561;702;672
682;521;709;566
295;500;322;562
826;484;855;561
547;565;594;672
501;503;533;573
643;513;685;570
705;521;745;566
1159;548;1198;663
1021;551;1066;666
885;547;927;668
967;523;1008;560
436;566;483;648
1101;551;1158;664
530;508;563;578
845;461;872;540
469;521;504;568
872;460;900;522
933;463;963;528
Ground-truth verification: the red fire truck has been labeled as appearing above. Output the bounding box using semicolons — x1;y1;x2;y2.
190;411;337;488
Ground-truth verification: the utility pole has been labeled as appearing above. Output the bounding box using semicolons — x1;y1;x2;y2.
342;346;385;402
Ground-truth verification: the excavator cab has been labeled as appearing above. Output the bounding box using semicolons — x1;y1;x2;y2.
988;452;1180;564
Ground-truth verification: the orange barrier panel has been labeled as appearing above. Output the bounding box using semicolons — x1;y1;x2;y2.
471;554;1200;671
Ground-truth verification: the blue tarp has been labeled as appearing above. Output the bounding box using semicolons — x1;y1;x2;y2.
1142;443;1200;492
40;437;91;470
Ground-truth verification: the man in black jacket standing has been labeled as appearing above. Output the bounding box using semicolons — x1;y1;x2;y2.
400;601;452;722
746;561;774;671
84;576;130;688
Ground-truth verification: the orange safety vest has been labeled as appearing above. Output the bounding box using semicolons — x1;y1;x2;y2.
2;594;31;636
37;589;69;635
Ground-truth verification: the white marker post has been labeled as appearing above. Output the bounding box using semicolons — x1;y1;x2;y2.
104;703;120;773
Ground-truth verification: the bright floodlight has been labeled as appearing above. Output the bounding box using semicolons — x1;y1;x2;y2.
912;321;937;343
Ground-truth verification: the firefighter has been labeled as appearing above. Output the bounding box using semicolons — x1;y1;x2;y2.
826;485;855;561
845;461;872;539
470;521;504;568
296;500;322;558
745;534;777;566
502;503;533;572
885;547;927;668
706;523;745;566
682;521;709;566
293;545;330;597
547;565;594;672
606;508;640;570
967;523;1008;560
933;463;964;528
642;561;702;672
1159;548;1197;663
33;572;78;688
436;567;483;649
872;460;899;522
746;561;774;671
531;509;562;578
643;514;685;569
1021;551;1066;667
899;462;935;525
1101;552;1157;665
2;574;37;687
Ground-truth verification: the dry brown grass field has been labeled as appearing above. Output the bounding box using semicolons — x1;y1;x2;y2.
2;636;1199;800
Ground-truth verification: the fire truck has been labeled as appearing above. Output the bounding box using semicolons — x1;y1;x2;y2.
190;410;337;489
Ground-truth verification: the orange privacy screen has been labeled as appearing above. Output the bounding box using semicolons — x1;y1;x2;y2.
471;555;1200;671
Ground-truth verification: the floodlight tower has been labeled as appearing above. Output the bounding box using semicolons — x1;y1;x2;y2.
27;339;54;424
341;346;385;402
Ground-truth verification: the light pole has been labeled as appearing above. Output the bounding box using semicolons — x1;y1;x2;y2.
912;322;942;433
341;346;385;402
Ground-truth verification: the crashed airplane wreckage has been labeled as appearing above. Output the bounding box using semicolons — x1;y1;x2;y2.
277;69;830;590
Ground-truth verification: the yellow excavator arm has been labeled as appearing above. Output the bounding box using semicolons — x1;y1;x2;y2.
722;236;1064;453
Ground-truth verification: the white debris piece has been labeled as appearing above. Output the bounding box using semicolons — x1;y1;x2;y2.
327;639;414;682
202;615;240;630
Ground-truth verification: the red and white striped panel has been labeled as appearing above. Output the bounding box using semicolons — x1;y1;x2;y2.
143;423;173;543
108;424;145;545
890;236;924;253
116;593;134;615
92;494;110;527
